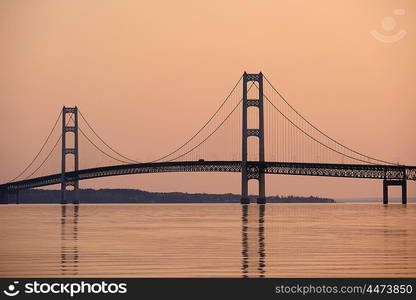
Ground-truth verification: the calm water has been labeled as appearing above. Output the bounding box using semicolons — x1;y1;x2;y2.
0;203;415;277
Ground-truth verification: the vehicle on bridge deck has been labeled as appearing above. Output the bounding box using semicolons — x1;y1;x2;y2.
198;159;205;162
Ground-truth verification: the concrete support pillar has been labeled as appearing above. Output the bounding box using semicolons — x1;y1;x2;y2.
402;180;407;205
0;190;8;204
383;179;407;205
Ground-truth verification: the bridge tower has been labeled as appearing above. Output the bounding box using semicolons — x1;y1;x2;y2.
61;106;79;204
241;72;266;204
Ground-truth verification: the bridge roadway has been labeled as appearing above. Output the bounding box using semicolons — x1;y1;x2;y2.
1;161;415;192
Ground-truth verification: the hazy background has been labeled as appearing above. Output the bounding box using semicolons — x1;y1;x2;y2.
1;0;415;199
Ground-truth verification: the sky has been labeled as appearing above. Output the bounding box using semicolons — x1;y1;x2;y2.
0;0;415;199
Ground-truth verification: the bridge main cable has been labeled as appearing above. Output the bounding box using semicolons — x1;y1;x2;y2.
23;112;72;181
165;99;243;162
7;110;62;182
150;75;243;162
77;75;244;164
162;81;255;162
78;125;133;164
256;82;387;165
264;75;395;165
79;109;141;163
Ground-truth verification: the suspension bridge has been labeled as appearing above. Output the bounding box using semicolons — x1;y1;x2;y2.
1;72;415;204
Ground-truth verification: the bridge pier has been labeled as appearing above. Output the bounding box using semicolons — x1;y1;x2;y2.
257;197;266;204
383;180;388;204
0;190;20;204
383;179;407;204
0;190;7;204
241;197;250;205
257;173;266;204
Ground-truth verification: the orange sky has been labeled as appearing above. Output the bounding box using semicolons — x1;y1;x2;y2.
1;0;415;199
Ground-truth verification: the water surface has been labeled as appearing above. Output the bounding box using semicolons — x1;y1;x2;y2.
0;203;415;277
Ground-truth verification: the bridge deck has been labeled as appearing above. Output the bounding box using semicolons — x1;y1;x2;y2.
1;161;415;192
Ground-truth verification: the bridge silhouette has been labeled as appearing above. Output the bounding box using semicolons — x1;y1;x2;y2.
1;72;415;204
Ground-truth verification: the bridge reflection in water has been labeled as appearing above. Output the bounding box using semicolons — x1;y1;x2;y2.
241;204;266;277
61;204;79;276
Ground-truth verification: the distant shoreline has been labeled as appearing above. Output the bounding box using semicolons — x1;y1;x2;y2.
7;188;336;204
